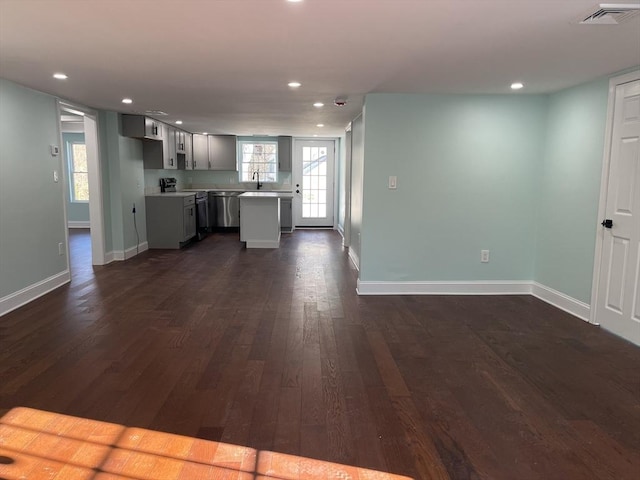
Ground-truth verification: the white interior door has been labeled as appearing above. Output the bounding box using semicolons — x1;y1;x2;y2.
293;140;335;227
595;78;640;345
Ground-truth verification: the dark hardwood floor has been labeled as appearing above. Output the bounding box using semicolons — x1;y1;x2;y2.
1;229;639;479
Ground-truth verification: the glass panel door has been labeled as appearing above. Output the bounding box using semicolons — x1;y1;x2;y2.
293;140;335;227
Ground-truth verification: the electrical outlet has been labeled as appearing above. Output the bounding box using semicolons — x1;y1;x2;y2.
58;242;64;255
53;170;59;183
132;203;136;214
481;250;490;263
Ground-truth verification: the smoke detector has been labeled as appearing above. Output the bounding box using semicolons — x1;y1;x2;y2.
577;3;640;24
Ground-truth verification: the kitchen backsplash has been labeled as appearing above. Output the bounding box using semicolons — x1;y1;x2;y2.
144;169;292;194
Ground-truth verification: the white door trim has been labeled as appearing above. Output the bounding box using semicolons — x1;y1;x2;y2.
57;100;107;267
589;69;640;326
342;124;353;247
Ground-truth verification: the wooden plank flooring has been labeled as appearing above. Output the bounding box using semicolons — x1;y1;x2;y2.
1;229;639;479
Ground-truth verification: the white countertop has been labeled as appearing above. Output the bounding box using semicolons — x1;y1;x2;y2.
145;192;196;198
239;192;294;199
182;188;293;193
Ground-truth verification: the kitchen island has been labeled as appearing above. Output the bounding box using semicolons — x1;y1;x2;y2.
239;192;294;248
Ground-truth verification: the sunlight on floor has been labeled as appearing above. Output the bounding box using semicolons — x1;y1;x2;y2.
0;407;413;479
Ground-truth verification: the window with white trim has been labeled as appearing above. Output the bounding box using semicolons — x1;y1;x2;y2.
67;141;89;202
239;139;278;183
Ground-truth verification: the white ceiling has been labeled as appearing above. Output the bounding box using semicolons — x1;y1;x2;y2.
1;0;639;137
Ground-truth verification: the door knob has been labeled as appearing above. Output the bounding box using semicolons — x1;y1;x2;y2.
601;219;613;229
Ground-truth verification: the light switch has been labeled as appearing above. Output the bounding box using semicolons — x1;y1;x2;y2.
388;176;397;189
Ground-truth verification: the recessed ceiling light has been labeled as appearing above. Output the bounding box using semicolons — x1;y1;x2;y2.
511;82;524;90
175;120;183;125
313;134;318;137
313;102;324;108
53;73;68;80
122;98;133;104
288;81;301;88
287;0;303;3
202;132;208;135
316;124;324;128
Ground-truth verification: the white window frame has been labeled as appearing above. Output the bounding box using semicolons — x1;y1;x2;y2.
66;140;89;203
238;138;278;183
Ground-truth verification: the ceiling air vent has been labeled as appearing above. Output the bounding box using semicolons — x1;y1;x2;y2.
145;110;169;116
578;3;640;24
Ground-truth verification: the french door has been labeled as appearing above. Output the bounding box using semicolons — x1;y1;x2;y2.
292;140;335;227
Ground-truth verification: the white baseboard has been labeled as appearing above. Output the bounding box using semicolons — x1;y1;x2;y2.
112;242;149;261
531;282;591;322
0;270;71;317
355;279;591;323
68;221;90;229
104;250;115;264
348;249;360;271
356;280;532;296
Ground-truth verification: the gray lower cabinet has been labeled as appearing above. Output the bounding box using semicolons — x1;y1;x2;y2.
146;195;196;249
208;135;237;170
280;198;293;232
278;136;292;172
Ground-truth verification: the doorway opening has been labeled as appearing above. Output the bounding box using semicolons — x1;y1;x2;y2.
58;102;107;279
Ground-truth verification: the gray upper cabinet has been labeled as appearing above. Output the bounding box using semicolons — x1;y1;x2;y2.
184;133;193;170
192;134;209;170
278;136;292;172
121;114;163;141
164;126;177;169
143;124;177;169
176;130;187;154
208;135;237;171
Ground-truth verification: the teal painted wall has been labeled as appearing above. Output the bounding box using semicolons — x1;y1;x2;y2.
360;93;549;282
534;77;610;303
62;132;90;223
0;79;67;297
103;112;147;254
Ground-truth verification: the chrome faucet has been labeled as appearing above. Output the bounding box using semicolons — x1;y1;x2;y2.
252;171;263;190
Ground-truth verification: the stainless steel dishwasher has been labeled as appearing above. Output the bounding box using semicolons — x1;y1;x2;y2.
209;192;242;228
